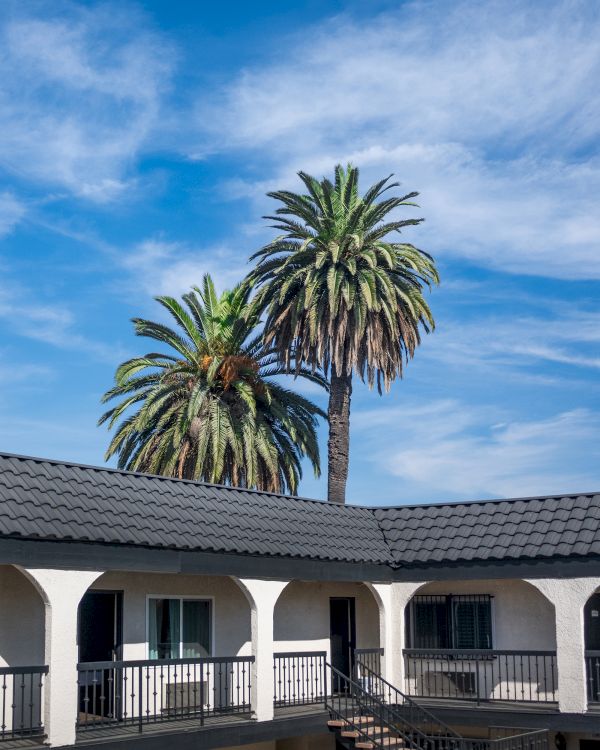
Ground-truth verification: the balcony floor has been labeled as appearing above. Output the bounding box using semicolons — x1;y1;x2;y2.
412;698;560;713
75;712;255;745
74;705;330;746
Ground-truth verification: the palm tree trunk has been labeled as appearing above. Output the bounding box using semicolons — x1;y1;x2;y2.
327;367;352;504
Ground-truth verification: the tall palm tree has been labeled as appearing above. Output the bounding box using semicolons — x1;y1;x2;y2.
99;274;325;494
248;164;439;504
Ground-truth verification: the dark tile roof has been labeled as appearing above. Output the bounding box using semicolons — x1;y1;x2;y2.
374;494;600;566
0;453;389;565
0;452;598;568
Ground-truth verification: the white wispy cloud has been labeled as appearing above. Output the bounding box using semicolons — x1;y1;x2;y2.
198;0;600;280
422;307;600;377
0;279;124;361
353;399;600;501
0;2;174;201
0;191;25;236
120;239;250;298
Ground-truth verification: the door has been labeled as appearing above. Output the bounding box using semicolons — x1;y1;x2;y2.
78;591;123;720
330;597;356;690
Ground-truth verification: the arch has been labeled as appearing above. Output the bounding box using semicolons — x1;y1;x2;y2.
0;565;46;667
405;577;557;650
84;571;254;661
230;576;259;614
402;577;560;705
273;579;382;652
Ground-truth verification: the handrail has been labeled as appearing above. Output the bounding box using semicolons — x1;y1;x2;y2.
78;655;254;670
354;648;384;654
325;661;457;750
404;648;557;657
0;665;49;675
356;661;461;740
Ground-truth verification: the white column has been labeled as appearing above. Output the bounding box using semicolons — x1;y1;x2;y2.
22;568;103;747
371;581;427;691
527;577;600;714
237;578;289;722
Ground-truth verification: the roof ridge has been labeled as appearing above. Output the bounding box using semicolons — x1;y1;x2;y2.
0;450;367;509
0;450;598;512
373;490;600;513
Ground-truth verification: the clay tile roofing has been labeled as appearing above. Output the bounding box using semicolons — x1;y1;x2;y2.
0;452;599;568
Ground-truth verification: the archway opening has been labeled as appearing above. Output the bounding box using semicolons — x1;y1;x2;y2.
403;578;557;706
273;580;381;706
0;565;47;737
76;571;254;729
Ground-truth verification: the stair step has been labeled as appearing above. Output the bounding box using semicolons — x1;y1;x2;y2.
328;720;346;728
355;744;375;749
341;731;360;739
364;726;391;736
377;738;405;747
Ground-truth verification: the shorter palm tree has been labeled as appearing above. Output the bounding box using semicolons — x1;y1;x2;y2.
99;274;325;493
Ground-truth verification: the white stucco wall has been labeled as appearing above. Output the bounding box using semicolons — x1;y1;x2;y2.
273;581;380;658
527;576;600;713
0;565;45;667
91;572;253;659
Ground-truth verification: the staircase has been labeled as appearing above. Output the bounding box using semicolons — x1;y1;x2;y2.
325;661;550;750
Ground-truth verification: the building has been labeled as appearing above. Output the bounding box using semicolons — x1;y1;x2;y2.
0;452;599;750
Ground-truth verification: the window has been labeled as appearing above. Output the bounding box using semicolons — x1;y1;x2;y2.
148;598;212;659
407;595;493;649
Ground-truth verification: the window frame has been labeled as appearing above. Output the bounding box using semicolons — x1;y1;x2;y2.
145;594;215;660
407;594;495;650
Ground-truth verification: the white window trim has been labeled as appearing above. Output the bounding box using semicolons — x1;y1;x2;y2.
145;594;215;659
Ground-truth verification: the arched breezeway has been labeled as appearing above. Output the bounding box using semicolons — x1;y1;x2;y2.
0;565;47;739
76;572;255;732
403;578;558;706
272;580;382;706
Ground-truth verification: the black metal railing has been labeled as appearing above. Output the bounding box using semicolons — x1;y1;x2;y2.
0;666;48;741
404;649;558;703
77;656;254;732
585;650;600;703
273;651;326;707
326;661;461;750
460;730;549;750
353;662;462;746
327;660;549;750
354;647;384;682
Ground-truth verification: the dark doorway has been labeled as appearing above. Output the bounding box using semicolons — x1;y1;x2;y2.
585;593;600;703
330;597;356;689
78;590;123;720
580;742;600;750
585;593;600;650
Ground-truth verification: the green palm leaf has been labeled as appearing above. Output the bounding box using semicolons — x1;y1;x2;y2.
247;163;439;503
100;274;325;494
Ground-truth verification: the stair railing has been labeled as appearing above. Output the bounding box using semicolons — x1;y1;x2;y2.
354;660;462;743
326;662;461;750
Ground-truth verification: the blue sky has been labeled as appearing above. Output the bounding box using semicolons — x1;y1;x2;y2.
0;0;599;505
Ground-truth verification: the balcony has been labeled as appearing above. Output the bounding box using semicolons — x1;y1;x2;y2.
76;656;254;739
585;651;600;708
0;666;47;743
403;649;558;706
